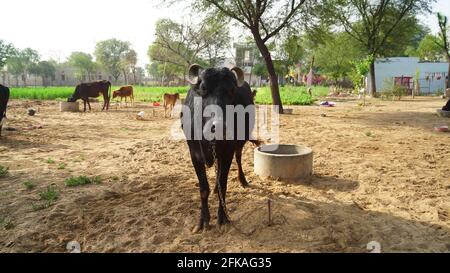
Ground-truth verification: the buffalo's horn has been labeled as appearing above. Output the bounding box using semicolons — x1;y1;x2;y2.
231;67;245;87
187;64;203;85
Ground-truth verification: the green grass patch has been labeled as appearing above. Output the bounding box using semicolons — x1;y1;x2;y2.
10;85;330;105
9;86;189;102
39;185;59;202
23;181;36;191
0;165;9;178
0;217;15;230
45;158;55;164
33;185;59;211
57;163;66;170
254;86;329;106
65;176;102;187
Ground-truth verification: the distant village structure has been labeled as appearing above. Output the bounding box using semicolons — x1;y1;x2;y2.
1;63;145;87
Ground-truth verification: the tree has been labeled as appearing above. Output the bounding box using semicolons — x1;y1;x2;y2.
68;52;96;81
0;40;16;84
121;49;138;84
315;32;364;80
6;48;40;87
184;0;310;113
274;34;305;84
7;55;25;86
149;17;230;83
321;0;435;96
436;13;450;89
36;61;56;87
413;35;445;62
95;39;131;82
0;40;16;71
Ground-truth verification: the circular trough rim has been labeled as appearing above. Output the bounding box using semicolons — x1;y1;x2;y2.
437;109;450;117
255;144;313;158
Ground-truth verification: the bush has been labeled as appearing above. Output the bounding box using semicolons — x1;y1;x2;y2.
381;78;407;101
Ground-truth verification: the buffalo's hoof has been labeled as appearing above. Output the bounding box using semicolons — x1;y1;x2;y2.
240;179;250;188
192;224;210;234
217;223;231;233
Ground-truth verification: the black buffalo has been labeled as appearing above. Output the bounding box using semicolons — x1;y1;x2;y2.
0;85;10;136
68;80;111;112
182;64;258;232
443;99;450;111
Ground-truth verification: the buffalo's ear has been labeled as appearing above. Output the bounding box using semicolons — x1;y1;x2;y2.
231;67;245;87
187;64;203;85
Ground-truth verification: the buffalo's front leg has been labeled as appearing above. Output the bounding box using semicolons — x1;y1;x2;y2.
82;99;87;112
189;145;211;233
216;148;234;226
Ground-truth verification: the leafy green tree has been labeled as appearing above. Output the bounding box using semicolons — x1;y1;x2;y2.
68;52;96;81
413;35;445;61
6;48;40;86
321;0;435;95
95;39;131;82
274;34;305;84
37;61;56;87
315;32;364;80
0;40;16;71
121;49;138;84
165;0;310;113
436;13;450;88
149;17;230;83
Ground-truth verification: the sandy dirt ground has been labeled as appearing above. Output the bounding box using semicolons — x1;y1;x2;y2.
0;97;449;253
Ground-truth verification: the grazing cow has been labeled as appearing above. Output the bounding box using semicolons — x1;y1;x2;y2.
443;99;450;111
163;93;180;118
0;85;10;136
182;64;258;232
68;80;111;112
113;86;134;106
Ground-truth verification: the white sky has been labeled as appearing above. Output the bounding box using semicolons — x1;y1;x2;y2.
0;0;449;68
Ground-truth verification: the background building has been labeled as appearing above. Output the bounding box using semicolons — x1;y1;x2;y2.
368;57;449;95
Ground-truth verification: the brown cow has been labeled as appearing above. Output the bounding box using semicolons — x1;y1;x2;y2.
113;86;134;106
163;93;180;118
68;80;111;112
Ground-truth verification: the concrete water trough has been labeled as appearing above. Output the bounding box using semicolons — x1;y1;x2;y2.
60;101;80;112
254;144;313;180
437;109;450;118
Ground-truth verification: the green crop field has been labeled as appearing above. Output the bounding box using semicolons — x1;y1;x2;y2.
9;86;189;103
9;85;329;105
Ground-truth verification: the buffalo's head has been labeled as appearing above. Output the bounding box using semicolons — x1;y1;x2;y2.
186;64;245;142
67;97;77;103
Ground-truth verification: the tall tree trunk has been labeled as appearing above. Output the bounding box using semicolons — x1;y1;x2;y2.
253;31;283;113
447;56;450;89
123;70;128;85
370;61;377;97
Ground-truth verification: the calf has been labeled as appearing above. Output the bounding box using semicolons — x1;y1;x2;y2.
113;86;134;106
182;64;257;232
0;85;10;136
163;93;180;118
68;80;111;112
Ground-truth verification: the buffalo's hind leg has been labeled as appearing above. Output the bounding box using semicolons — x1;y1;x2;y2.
217;148;234;226
189;143;211;233
82;99;87;112
235;141;250;188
